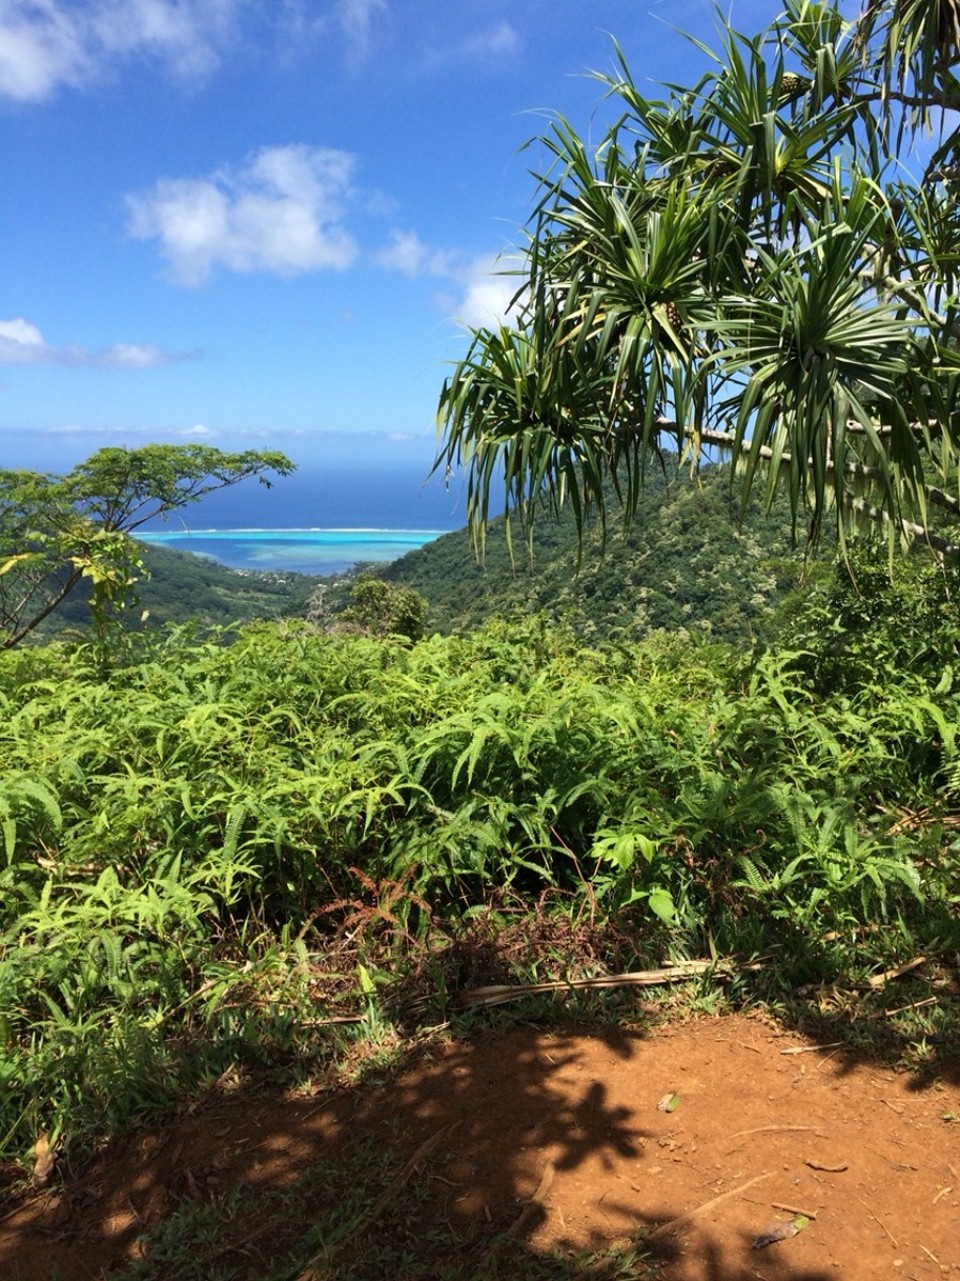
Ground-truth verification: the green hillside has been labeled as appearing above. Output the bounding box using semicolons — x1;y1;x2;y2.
33;541;319;641
369;464;824;644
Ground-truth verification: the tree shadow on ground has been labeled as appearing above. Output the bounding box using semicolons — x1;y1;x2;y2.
1;1015;856;1281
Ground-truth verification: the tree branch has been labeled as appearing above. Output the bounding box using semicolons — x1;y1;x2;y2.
656;419;960;555
851;89;960;111
3;566;85;649
848;498;960;558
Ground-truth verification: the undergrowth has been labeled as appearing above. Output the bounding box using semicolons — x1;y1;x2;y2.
2;545;960;1170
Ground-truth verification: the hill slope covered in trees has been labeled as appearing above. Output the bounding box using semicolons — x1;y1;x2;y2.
34;542;319;641
367;464;823;644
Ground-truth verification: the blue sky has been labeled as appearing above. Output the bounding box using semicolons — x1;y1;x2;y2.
0;0;757;478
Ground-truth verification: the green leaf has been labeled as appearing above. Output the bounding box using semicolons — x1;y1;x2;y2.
648;888;677;924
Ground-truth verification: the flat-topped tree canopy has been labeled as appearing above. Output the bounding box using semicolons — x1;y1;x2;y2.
0;444;295;648
436;0;960;559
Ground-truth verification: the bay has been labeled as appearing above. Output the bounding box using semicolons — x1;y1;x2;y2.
137;526;447;575
135;459;474;575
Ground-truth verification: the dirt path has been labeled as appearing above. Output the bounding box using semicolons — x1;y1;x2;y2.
2;1012;958;1280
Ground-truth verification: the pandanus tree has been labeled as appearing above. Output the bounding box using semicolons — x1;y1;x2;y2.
436;0;960;556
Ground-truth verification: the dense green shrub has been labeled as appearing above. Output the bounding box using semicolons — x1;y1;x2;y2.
1;606;958;1160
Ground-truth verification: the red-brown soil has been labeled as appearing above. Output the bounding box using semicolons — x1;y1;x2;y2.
2;1012;958;1280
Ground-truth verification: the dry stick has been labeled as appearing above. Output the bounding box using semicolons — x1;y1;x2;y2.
867;956;926;989
729;1125;825;1140
482;1159;556;1265
301;1095;338;1122
296;1123;456;1281
855;1193;898;1248
458;964;712;1007
771;1201;818;1220
456;960;765;1010
209;1217;288;1260
647;1172;774;1240
0;1196;53;1227
305;1014;366;1027
315;960;757;1022
883;996;938;1018
780;1042;844;1055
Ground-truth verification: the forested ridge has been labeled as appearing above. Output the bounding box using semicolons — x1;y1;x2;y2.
36;541;319;639
375;462;823;643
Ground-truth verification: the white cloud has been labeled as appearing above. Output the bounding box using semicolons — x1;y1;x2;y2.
94;0;238;78
337;0;387;58
0;317;46;358
374;228;452;279
374;237;525;328
454;255;525;328
127;144;359;285
423;20;520;71
37;421;272;442
0;1;403;100
0;316;189;367
0;2;88;100
0;0;243;102
99;342;175;368
462;21;519;61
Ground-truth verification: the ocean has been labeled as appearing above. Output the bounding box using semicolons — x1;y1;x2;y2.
136;459;475;576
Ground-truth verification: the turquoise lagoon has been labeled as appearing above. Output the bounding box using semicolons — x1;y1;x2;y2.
136;527;445;576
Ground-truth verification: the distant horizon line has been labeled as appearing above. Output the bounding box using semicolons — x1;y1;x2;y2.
136;526;454;537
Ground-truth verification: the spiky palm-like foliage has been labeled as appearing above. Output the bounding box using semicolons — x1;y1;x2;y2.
436;0;960;556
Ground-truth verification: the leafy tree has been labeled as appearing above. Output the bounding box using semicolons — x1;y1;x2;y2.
436;0;960;557
0;444;294;647
337;572;429;641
